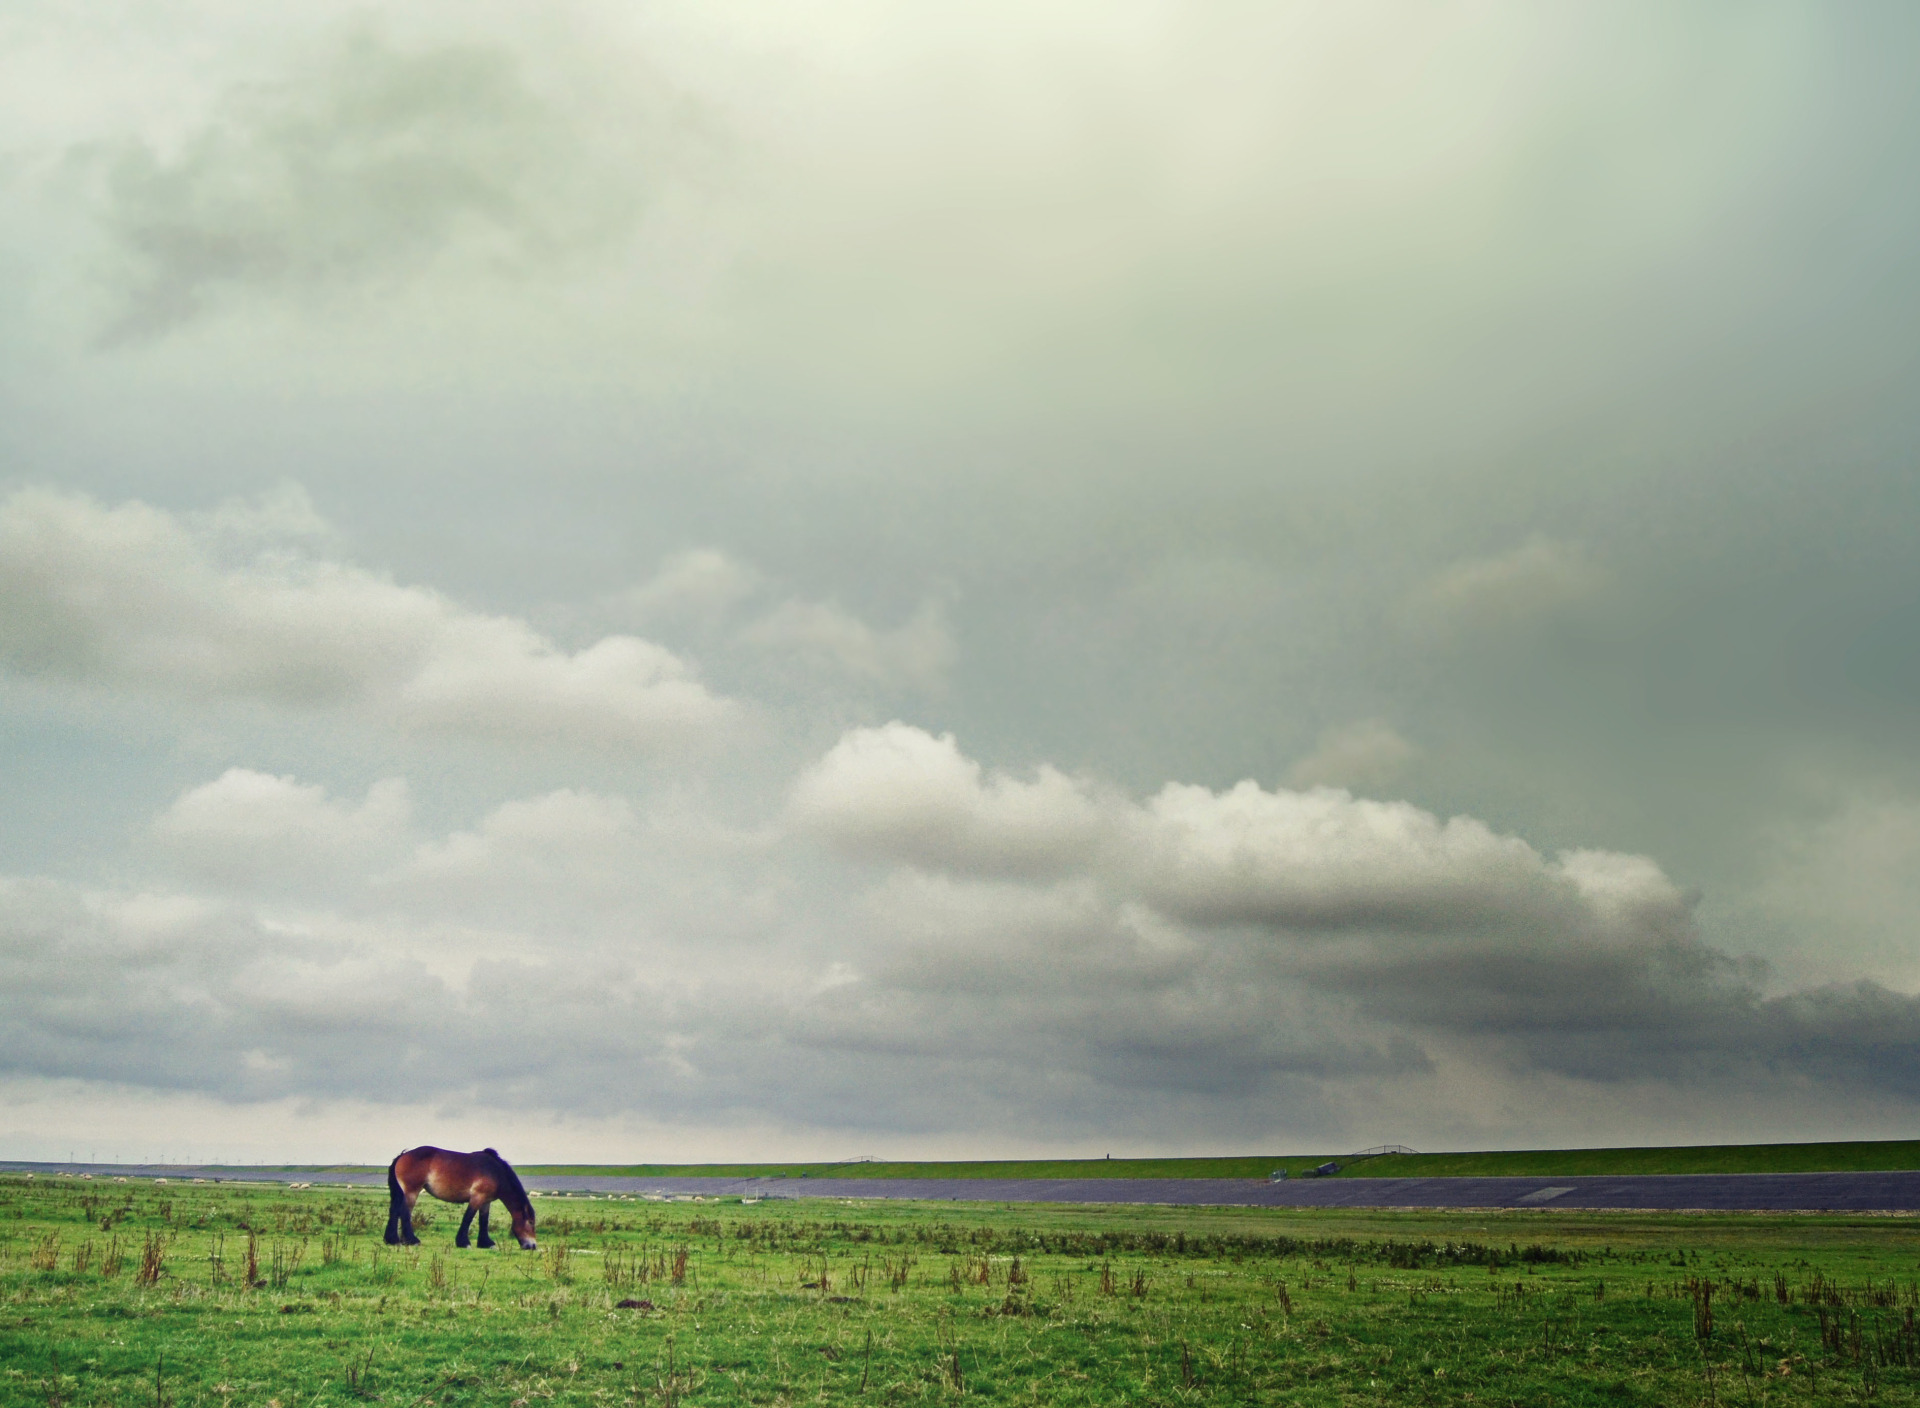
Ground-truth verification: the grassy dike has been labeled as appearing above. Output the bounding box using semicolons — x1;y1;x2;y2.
7;1173;1920;1404
519;1138;1920;1181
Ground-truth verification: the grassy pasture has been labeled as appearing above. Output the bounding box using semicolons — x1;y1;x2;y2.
7;1174;1920;1405
521;1137;1920;1181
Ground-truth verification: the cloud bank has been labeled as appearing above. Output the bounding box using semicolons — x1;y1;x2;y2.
0;487;735;749
3;721;1913;1157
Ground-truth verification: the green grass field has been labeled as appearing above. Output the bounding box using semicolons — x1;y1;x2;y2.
7;1173;1920;1404
512;1137;1920;1181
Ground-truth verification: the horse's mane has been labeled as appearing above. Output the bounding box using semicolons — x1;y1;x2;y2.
483;1148;532;1217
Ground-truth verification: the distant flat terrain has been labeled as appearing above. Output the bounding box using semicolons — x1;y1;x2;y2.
14;1159;1920;1212
495;1169;1920;1212
14;1138;1920;1186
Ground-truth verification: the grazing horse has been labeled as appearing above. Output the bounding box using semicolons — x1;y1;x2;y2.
386;1146;537;1250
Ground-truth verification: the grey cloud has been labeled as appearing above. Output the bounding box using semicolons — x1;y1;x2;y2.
1747;791;1920;991
29;719;1919;1149
0;878;454;1099
0;862;1396;1141
1285;720;1419;792
1404;537;1609;641
89;26;672;341
390;788;652;920
9;737;1920;1146
827;864;1920;1115
0;872;715;1111
777;724;1920;1115
1317;931;1920;1106
147;761;787;943
617;550;762;624
609;549;959;698
850;874;1197;998
742;598;955;693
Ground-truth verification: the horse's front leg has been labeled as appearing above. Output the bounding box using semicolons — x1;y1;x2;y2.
475;1202;496;1249
455;1203;477;1249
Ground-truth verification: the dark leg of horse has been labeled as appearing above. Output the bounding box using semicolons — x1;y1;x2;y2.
456;1205;476;1248
387;1206;419;1244
476;1204;494;1249
385;1164;406;1245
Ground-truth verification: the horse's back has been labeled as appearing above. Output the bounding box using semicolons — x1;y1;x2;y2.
392;1145;452;1181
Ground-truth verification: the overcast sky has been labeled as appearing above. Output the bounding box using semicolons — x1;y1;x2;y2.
3;1;1919;1165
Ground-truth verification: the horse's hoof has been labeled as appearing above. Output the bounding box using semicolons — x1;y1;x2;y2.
476;1240;494;1250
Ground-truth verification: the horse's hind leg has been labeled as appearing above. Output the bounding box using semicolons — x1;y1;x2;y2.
475;1203;495;1249
455;1204;477;1248
385;1168;407;1245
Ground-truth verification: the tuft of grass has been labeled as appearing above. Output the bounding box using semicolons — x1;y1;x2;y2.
135;1230;166;1286
267;1238;302;1289
29;1231;60;1272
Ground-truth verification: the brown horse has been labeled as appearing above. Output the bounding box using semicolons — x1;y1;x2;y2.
385;1146;537;1250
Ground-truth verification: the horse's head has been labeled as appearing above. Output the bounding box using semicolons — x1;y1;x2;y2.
509;1196;537;1250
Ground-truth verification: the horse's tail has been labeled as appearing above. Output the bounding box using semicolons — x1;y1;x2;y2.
386;1153;405;1210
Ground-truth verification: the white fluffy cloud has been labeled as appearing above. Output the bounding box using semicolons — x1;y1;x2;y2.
400;788;644;902
0;487;735;748
793;722;1688;944
152;768;410;884
790;722;1110;878
1134;781;1681;938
